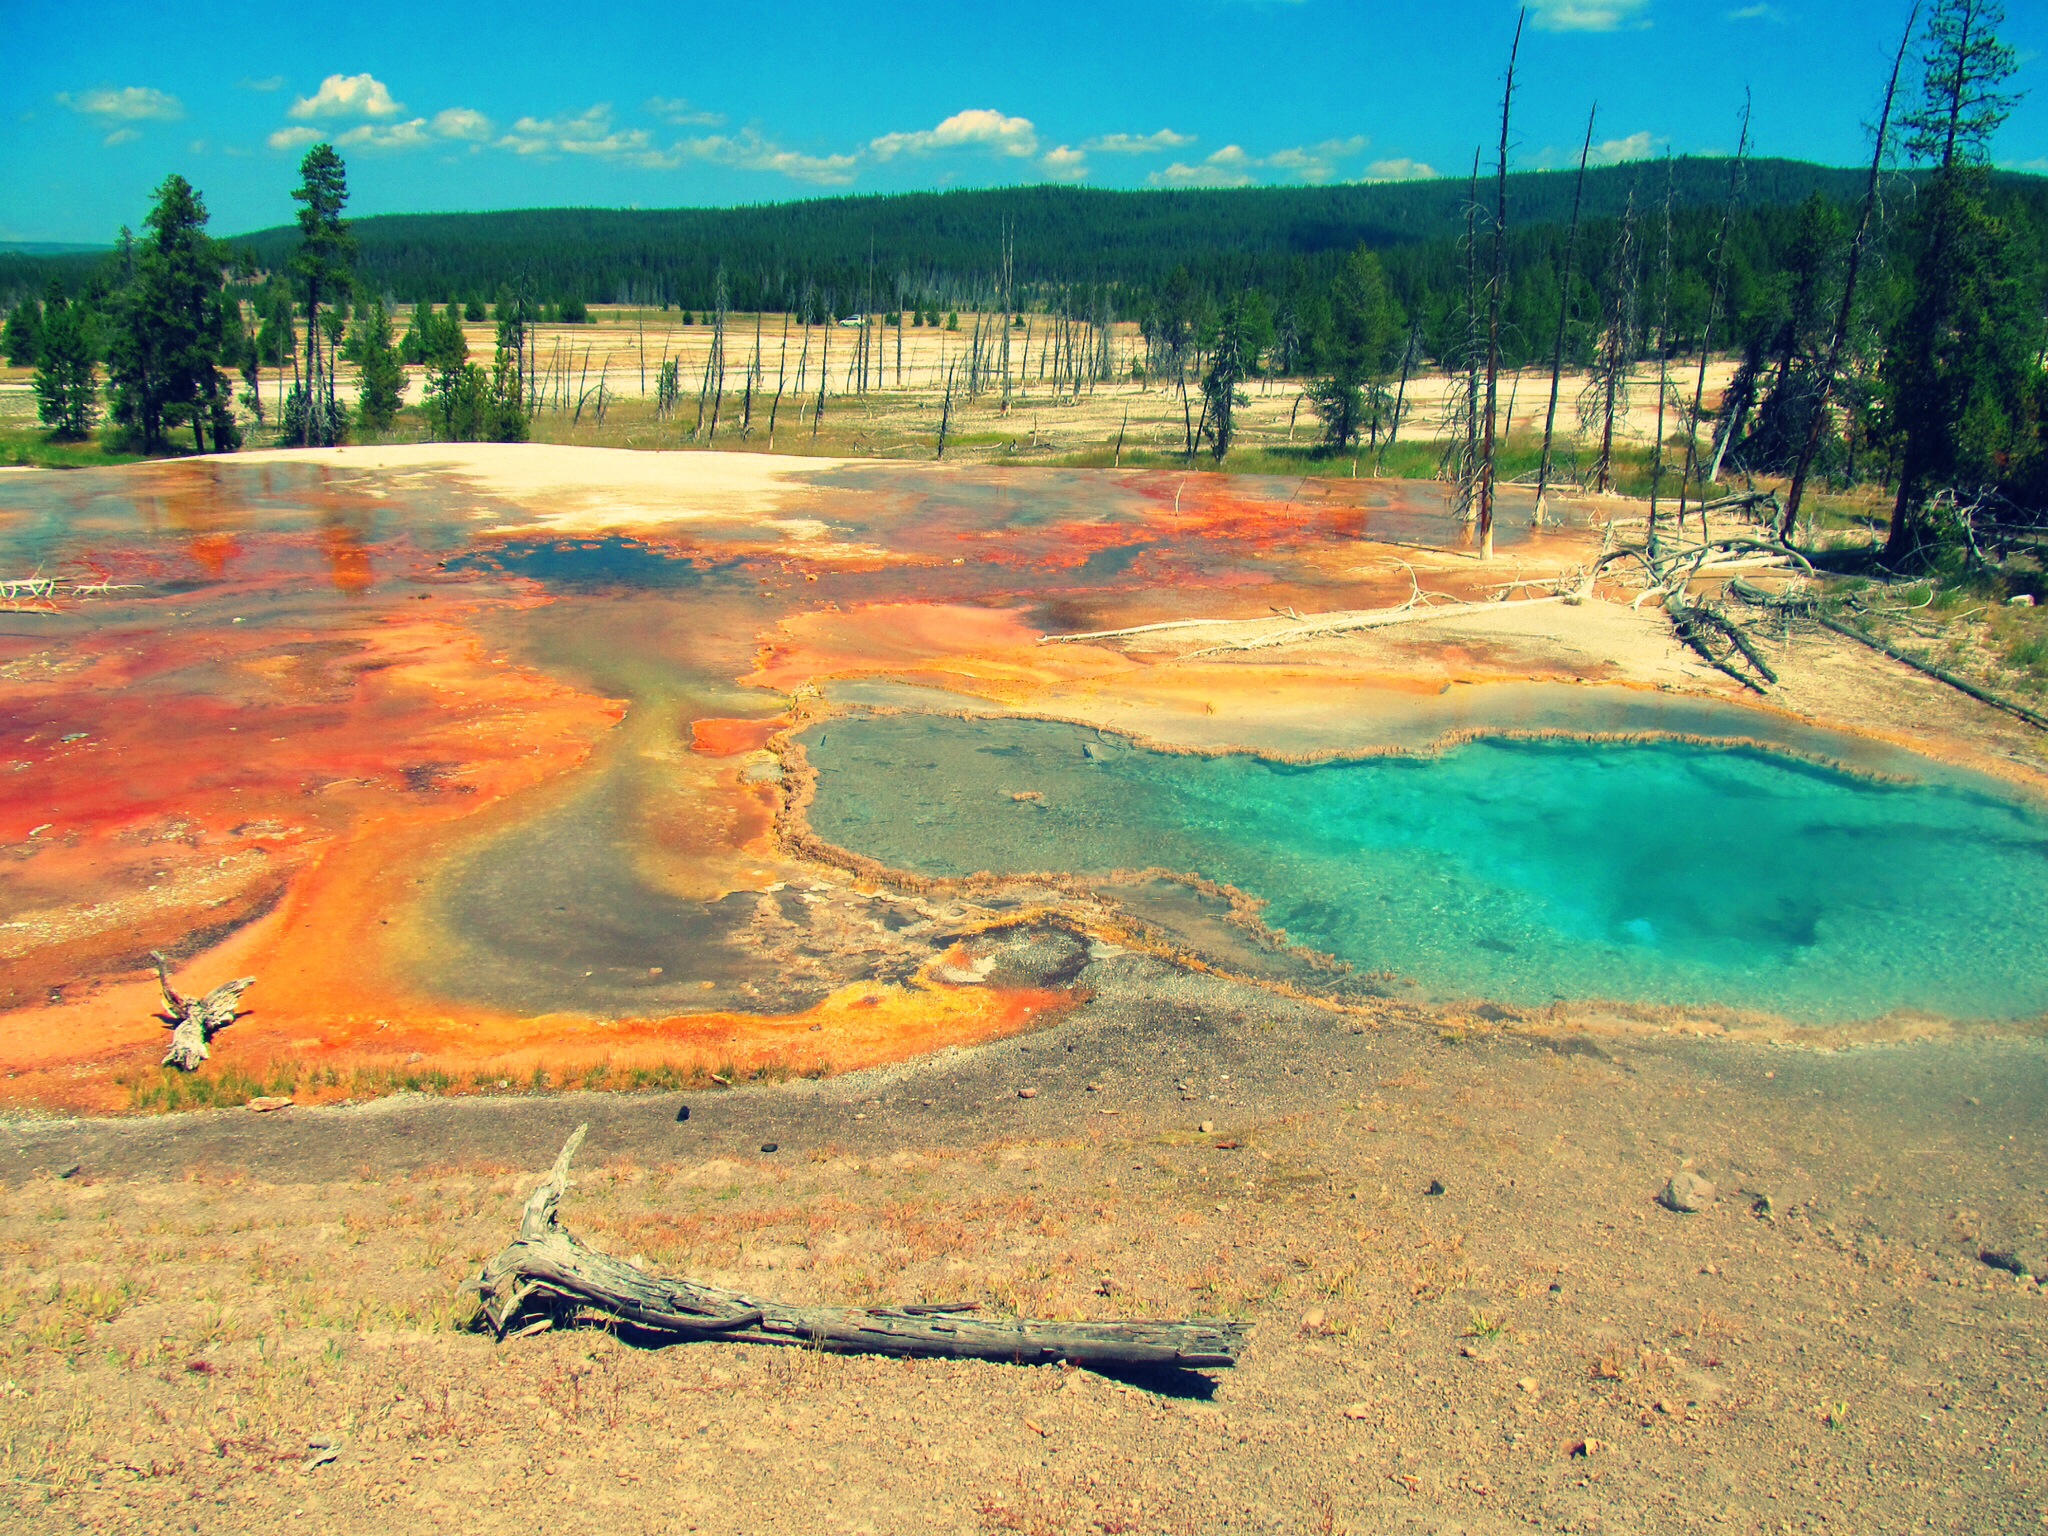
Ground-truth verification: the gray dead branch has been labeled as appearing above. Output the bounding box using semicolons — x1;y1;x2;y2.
151;951;254;1071
469;1127;1249;1372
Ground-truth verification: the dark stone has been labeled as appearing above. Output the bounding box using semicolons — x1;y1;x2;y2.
675;1103;690;1123
1425;1178;1447;1197
760;1143;779;1154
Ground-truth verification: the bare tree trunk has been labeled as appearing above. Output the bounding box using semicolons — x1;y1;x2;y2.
1534;107;1596;527
1477;9;1524;562
1783;4;1917;538
1677;98;1751;544
1649;157;1676;560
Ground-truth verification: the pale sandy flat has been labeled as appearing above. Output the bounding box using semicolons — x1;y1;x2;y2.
232;442;854;532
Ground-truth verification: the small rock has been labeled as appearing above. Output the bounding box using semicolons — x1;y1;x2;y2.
1425;1178;1447;1197
1018;1087;1038;1100
1459;1344;1494;1361
1081;741;1108;761
1198;1120;1215;1134
305;1434;344;1470
56;1162;80;1180
675;1103;691;1122
1342;1403;1372;1420
1085;1082;1101;1093
1518;1378;1540;1394
2009;594;2037;607
760;1143;779;1154
1980;1248;2038;1280
1659;1170;1715;1213
406;1051;424;1064
246;1097;293;1113
1567;1437;1604;1458
919;1098;934;1107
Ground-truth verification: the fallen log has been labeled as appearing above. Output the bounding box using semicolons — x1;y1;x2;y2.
1817;616;2048;732
469;1127;1249;1371
151;951;254;1071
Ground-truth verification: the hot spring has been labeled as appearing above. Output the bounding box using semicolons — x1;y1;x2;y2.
801;714;2048;1025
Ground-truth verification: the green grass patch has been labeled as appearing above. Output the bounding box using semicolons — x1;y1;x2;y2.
0;425;148;469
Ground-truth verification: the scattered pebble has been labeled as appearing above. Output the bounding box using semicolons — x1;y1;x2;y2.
246;1097;292;1113
1018;1087;1038;1099
1342;1403;1372;1420
760;1143;779;1154
1660;1170;1715;1213
1301;1308;1325;1331
1198;1120;1214;1134
1425;1178;1447;1197
675;1104;690;1122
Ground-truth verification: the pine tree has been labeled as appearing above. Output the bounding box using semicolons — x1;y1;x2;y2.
106;174;234;453
32;297;99;440
349;297;407;432
1305;248;1400;451
1198;295;1254;461
2;300;41;367
1879;0;2031;560
286;144;355;447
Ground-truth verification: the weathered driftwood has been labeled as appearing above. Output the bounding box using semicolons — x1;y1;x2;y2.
152;951;254;1071
470;1127;1249;1371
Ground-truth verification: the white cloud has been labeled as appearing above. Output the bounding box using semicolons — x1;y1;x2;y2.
288;73;403;121
1151;138;1369;188
1725;2;1782;16
267;124;322;151
646;96;725;127
1530;0;1651;30
1085;129;1195;154
103;127;142;147
336;118;435;151
684;128;859;185
239;75;284;92
1040;145;1088;181
871;108;1038;161
58;86;183;122
496;105;676;167
431;107;494;142
1364;156;1439;181
1587;130;1657;165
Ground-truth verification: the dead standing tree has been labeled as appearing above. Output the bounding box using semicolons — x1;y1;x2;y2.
471;1128;1249;1371
1781;2;1919;538
1533;105;1597;527
1675;98;1752;543
1441;152;1486;519
1580;187;1640;496
1475;8;1525;562
151;951;254;1072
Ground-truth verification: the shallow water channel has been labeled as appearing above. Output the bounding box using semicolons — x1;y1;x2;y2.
803;713;2048;1024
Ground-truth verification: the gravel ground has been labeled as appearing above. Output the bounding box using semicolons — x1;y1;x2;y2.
2;955;2044;1535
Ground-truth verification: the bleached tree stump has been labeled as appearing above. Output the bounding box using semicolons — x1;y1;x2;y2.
151;951;254;1071
470;1127;1249;1372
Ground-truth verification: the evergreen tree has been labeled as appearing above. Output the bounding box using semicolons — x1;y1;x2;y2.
106;174;235;453
348;296;407;432
2;300;40;367
1879;0;2033;559
1737;193;1846;473
1305;248;1401;450
32;296;99;440
286;144;355;447
1198;295;1255;461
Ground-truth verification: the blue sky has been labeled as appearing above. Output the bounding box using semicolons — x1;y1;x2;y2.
5;0;2044;243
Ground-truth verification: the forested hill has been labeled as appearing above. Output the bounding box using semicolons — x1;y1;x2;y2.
223;159;1885;308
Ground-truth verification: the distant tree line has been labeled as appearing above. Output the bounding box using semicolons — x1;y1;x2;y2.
0;0;2041;557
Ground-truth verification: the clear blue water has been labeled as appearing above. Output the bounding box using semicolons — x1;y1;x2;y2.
802;715;2048;1024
